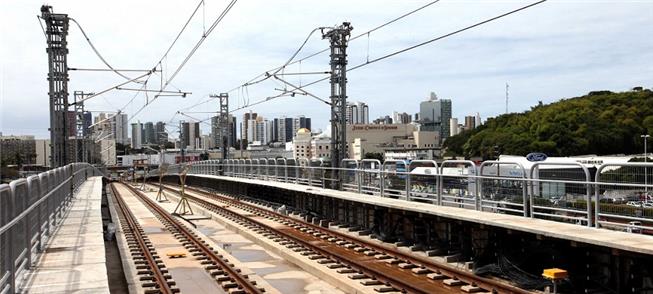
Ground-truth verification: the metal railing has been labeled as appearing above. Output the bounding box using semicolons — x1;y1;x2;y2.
0;163;102;294
177;159;653;234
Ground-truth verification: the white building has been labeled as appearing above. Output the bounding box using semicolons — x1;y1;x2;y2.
99;139;116;165
292;128;312;160
35;139;51;167
114;113;129;145
346;101;369;124
131;122;142;149
449;118;460;136
246;119;257;143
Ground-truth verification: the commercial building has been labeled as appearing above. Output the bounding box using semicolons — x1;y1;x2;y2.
93;113;129;145
255;120;273;144
372;115;393;125
393;111;412;124
292;128;313;160
293;116;311;134
419;92;452;144
241;111;258;146
130;122;143;149
464;115;476;131
0;135;37;165
210;114;236;150
143;122;155;145
114;113;129;145
347;124;438;160
311;133;331;160
96;139;116;165
346;101;369;124
155;121;168;144
35;139;51;167
180;121;200;150
450;118;460;136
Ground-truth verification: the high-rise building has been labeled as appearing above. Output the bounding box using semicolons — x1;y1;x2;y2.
143;122;155;145
93;113;128;146
464;116;476;131
180;121;200;149
475;112;482;127
276;117;294;143
293;116;311;134
372;115;393;125
131;122;143;149
346;101;369;124
155;121;167;144
210;114;234;150
229;116;237;149
114;113;129;145
272;118;279;142
449;118;459;136
246;119;257;143
241;111;257;146
393;111;412;124
419;92;452;144
82;112;92;136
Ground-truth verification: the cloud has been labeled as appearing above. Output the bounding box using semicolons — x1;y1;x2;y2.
1;0;652;139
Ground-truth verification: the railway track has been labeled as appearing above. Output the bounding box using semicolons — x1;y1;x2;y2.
110;183;179;294
158;183;533;294
112;182;266;294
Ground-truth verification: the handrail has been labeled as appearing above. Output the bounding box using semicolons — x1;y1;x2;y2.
0;163;101;294
163;159;653;232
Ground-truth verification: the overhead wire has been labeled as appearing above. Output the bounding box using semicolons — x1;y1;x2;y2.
69;18;143;83
224;0;442;94
230;0;548;112
129;0;238;121
165;0;238;86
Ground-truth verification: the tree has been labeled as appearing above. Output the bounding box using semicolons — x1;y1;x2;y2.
444;89;653;158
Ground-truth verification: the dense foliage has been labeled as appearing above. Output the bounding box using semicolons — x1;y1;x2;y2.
444;89;653;159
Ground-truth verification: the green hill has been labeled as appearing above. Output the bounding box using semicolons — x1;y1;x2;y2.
443;88;653;159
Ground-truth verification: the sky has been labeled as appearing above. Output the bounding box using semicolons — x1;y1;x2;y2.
1;0;652;139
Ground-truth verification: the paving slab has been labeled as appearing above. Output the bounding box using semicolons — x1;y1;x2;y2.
19;177;109;294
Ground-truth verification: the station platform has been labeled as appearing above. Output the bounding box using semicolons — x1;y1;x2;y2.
19;176;109;294
194;174;653;256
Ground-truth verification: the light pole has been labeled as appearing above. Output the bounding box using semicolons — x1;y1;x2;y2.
642;134;650;199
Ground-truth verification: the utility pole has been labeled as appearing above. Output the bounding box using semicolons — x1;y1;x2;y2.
41;5;70;167
505;82;509;114
322;22;353;170
211;93;230;160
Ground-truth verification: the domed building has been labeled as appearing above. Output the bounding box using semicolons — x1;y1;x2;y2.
293;128;312;159
292;128;331;160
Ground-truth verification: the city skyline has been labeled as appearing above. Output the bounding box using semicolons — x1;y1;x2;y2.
2;1;652;139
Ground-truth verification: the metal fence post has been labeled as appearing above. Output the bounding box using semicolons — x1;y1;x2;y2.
406;173;411;202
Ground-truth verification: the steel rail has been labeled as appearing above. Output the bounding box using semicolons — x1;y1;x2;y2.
110;183;175;294
162;183;531;294
119;182;264;294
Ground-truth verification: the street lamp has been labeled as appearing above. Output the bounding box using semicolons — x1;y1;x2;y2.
642;134;650;198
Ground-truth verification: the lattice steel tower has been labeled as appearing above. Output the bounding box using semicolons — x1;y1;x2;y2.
41;5;70;167
73;91;93;163
322;22;353;169
211;93;230;159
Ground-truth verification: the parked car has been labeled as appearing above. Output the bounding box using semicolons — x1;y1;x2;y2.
626;201;642;207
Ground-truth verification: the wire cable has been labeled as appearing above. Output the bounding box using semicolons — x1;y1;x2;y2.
230;0;548;112
165;0;238;86
70;18;142;83
225;0;442;94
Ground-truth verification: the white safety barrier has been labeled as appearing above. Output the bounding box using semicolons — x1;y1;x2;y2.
160;159;653;233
